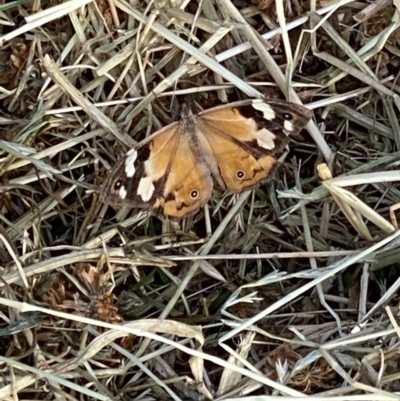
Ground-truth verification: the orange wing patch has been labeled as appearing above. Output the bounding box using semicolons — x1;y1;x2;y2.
198;108;279;192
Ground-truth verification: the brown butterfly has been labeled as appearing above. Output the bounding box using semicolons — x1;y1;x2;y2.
100;99;312;218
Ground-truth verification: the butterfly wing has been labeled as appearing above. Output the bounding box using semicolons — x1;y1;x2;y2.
101;123;213;218
197;99;312;192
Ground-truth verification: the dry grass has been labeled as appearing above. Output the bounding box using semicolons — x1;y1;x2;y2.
1;0;400;399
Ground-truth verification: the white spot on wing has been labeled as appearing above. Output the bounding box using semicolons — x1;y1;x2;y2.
284;120;294;132
125;148;138;178
119;186;127;199
255;128;276;150
252;101;275;120
137;177;155;202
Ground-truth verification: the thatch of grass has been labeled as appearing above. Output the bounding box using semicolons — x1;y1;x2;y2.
2;0;400;399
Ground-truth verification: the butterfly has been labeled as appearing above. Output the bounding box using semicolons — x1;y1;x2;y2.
100;98;312;218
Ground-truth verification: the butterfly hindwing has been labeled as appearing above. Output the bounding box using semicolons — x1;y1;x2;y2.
149;125;213;217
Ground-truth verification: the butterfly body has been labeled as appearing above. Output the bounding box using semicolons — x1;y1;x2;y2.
101;99;312;218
